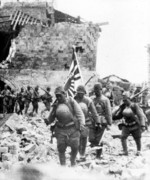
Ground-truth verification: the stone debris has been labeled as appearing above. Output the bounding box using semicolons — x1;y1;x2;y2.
0;113;150;180
0;113;58;170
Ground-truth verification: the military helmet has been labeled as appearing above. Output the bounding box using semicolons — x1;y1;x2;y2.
76;85;86;94
55;86;66;95
93;83;103;91
122;91;131;99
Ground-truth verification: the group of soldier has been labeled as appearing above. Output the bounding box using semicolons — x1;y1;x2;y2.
0;82;148;167
47;82;149;166
0;85;53;116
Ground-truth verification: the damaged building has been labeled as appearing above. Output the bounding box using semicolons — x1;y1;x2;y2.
0;1;101;91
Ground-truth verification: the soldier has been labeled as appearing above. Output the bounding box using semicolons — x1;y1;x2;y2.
41;87;53;112
113;91;146;156
90;82;112;159
17;87;25;115
24;86;32;115
103;82;114;107
1;85;11;114
134;86;142;103
8;89;16;113
31;86;40;116
74;85;100;161
48;86;85;166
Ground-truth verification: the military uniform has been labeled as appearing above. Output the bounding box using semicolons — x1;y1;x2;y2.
48;86;85;166
113;91;146;156
74;85;100;160
1;86;11;113
90;83;112;158
24;86;32;114
8;90;16;113
41;87;53;111
31;86;40;115
17;87;25;115
103;87;114;107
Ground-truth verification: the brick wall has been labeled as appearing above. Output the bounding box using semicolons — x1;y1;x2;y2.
12;22;100;70
0;1;101;89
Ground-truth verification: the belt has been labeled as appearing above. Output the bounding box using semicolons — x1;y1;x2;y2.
125;121;137;126
57;121;75;128
85;119;92;125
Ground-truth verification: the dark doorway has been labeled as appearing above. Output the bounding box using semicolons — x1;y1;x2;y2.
0;25;20;64
0;31;13;63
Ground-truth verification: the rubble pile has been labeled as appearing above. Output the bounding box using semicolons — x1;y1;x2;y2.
0;113;58;171
1;114;150;179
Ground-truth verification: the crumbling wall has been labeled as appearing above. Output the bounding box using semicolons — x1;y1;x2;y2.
12;22;100;70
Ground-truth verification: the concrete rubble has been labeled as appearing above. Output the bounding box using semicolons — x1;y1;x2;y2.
0;113;150;179
0;113;58;169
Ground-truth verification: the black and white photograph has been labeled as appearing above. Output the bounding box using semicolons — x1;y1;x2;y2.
0;0;150;179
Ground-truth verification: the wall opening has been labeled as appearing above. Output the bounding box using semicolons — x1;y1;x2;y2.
0;31;12;63
0;26;21;66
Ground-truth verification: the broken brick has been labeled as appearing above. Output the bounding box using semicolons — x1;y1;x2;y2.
24;144;36;153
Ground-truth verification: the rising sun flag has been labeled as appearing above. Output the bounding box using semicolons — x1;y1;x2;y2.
64;46;83;97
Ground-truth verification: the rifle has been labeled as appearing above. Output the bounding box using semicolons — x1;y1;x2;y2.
30;86;40;101
40;87;52;102
131;87;149;100
85;73;96;86
40;87;51;95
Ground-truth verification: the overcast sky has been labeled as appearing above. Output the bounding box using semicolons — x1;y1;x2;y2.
56;0;150;83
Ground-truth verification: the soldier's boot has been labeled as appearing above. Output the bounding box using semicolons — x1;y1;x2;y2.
134;138;141;156
96;143;103;159
78;137;87;161
24;107;28;114
120;138;128;155
70;148;78;166
59;152;66;166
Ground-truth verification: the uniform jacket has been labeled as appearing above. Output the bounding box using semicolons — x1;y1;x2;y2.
92;95;112;125
74;95;100;124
